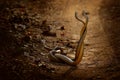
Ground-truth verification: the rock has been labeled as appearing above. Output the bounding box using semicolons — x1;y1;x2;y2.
89;48;98;52
24;52;30;57
66;53;75;60
24;52;36;62
14;24;27;31
70;40;78;43
63;49;68;54
49;67;55;73
24;44;29;48
40;52;46;56
55;50;61;53
38;63;43;67
38;62;46;67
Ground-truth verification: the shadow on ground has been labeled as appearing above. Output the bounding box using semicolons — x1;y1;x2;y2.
100;0;120;65
99;0;120;79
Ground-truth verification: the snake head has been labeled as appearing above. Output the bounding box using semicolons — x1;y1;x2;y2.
82;10;89;16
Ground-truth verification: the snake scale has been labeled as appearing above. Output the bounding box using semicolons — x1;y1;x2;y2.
48;11;89;66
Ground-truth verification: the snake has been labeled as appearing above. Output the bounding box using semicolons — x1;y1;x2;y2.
48;11;89;66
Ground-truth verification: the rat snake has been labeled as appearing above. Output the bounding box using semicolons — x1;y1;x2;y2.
48;11;89;66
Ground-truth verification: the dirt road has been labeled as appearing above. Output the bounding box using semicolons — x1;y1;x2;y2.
42;0;120;79
0;0;120;80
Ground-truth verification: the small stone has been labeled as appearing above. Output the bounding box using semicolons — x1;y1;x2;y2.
51;70;55;73
55;50;61;53
70;39;78;43
6;8;10;11
38;63;43;67
38;61;46;67
40;52;46;56
14;24;27;31
66;53;75;59
89;48;98;52
24;52;29;57
50;68;55;73
63;49;68;54
24;44;29;48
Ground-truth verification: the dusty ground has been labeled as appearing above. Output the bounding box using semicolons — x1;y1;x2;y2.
0;0;120;80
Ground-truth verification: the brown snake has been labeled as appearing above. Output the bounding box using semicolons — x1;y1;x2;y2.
48;11;89;66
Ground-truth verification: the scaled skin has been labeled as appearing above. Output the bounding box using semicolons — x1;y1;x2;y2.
48;11;89;66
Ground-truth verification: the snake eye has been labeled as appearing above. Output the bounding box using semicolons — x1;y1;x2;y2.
82;10;90;16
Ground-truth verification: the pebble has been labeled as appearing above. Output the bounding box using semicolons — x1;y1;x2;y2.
87;64;96;68
24;44;29;48
38;63;43;67
40;52;46;56
70;39;78;43
24;52;30;57
55;50;61;53
63;49;68;54
89;48;98;52
38;62;45;67
14;24;27;31
66;53;75;59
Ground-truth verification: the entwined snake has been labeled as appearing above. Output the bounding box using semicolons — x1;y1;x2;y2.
48;11;89;66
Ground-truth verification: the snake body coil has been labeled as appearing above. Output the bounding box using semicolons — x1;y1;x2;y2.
48;11;89;66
